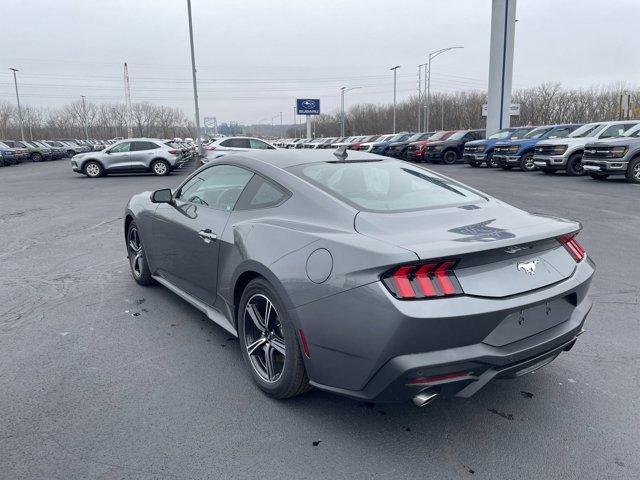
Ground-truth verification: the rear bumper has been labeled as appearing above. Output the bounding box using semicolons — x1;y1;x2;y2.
533;154;568;170
293;257;594;403
583;159;629;175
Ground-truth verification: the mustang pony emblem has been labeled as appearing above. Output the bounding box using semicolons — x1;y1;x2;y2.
517;260;540;275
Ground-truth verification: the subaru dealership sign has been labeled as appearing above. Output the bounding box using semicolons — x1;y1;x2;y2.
296;99;320;115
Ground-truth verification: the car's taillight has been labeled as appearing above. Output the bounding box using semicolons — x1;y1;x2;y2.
557;234;586;262
168;149;179;155
382;260;463;300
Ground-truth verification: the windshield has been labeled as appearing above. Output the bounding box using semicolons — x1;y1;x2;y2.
524;127;552;139
488;129;513;140
569;123;603;138
509;128;533;139
624;125;640;137
289;160;484;213
427;131;451;141
407;133;426;142
447;131;468;140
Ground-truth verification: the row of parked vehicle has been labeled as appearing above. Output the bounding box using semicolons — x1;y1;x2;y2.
273;119;640;183
0;138;118;167
0;137;199;171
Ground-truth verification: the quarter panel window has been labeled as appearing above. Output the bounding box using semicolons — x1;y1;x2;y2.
249;139;274;149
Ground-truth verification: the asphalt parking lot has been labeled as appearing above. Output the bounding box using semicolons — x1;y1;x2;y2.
1;160;638;480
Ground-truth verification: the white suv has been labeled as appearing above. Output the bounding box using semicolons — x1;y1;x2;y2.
203;136;277;163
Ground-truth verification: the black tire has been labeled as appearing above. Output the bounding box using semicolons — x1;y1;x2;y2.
238;278;309;399
566;153;585;176
541;168;556;175
67;150;75;158
589;173;609;181
443;150;458;165
151;159;170;176
626;156;640;184
485;152;498;168
83;160;104;178
501;165;513;171
519;152;536;171
31;152;43;163
126;222;155;286
468;161;481;168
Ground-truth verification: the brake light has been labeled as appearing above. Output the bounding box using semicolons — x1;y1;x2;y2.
383;260;463;299
557;234;586;262
168;149;180;155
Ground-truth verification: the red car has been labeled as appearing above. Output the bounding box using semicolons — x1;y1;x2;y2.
405;131;454;162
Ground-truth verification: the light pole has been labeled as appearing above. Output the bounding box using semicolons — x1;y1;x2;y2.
390;65;400;133
9;68;25;141
186;0;202;154
81;95;89;140
425;47;463;133
417;63;427;131
340;86;362;137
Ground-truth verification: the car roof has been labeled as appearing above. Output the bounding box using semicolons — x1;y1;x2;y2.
225;148;380;169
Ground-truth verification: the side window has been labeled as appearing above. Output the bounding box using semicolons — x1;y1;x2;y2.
110;142;131;153
249;139;274;149
131;141;159;151
462;132;475;141
178;165;254;211
235;175;290;210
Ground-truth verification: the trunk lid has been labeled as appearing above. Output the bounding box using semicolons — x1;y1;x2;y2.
355;200;580;298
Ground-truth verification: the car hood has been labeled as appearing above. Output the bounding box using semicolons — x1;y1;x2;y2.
536;137;592;147
495;139;536;147
355;199;580;260
371;141;391;147
585;137;640;147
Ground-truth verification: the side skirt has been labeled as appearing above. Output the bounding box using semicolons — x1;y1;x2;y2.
152;275;237;336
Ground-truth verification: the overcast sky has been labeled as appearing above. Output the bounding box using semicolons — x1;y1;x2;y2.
2;0;639;125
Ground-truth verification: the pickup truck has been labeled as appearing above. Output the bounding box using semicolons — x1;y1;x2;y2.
424;129;485;164
464;127;535;168
582;125;640;183
493;124;582;171
533;121;639;176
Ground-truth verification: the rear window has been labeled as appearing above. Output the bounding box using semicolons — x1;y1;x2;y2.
289;160;484;212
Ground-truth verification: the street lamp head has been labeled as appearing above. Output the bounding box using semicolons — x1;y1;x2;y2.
9;67;19;72
390;65;401;71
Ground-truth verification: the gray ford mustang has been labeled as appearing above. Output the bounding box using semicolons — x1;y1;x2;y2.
124;149;594;406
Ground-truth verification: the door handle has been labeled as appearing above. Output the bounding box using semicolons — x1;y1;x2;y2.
198;229;218;243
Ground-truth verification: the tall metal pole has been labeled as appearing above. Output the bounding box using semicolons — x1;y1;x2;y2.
9;68;25;141
426;57;432;133
186;0;202;153
425;47;463;133
81;95;89;140
423;64;428;131
340;87;346;137
390;65;400;133
417;64;423;132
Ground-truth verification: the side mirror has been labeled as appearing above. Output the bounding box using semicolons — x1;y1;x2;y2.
151;188;173;204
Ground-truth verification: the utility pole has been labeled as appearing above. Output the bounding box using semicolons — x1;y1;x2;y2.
9;68;25;141
340;87;346;137
390;66;400;133
81;95;89;140
426;47;463;133
417;65;422;131
123;63;133;138
186;0;202;154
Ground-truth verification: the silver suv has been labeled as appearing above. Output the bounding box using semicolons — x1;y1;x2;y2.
71;138;188;177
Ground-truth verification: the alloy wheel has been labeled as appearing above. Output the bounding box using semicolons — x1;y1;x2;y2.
153;162;168;175
243;294;286;383
522;154;536;171
634;163;640;181
85;163;101;177
127;226;143;278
